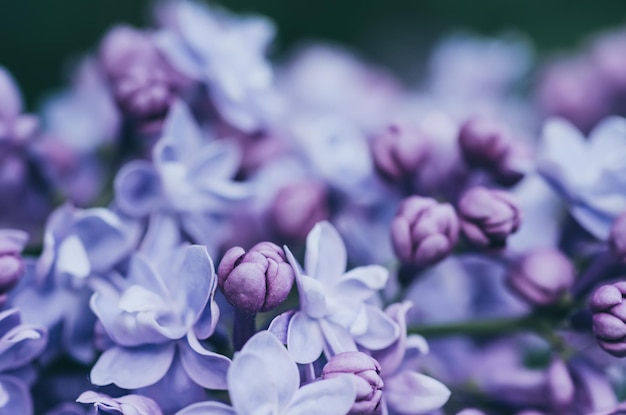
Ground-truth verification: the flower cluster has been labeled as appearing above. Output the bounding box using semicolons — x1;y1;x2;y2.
3;1;626;414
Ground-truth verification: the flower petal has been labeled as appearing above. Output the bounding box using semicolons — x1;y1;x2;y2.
228;353;278;415
287;312;324;364
0;375;32;415
284;375;356;415
56;235;90;279
305;222;346;286
330;265;388;301
114;161;162;218
175;402;236;415
179;333;230;390
171;246;214;324
267;310;296;344
354;306;399;351
90;344;176;389
385;371;450;414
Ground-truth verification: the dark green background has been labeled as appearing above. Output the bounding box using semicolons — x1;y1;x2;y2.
2;0;625;108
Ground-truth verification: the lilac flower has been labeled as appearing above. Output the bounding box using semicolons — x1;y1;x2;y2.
590;282;626;357
0;229;28;302
371;302;451;415
370;123;430;183
0;67;39;143
89;245;229;393
538;116;626;240
0;308;48;415
76;391;162;415
114;100;250;254
270;221;399;364
176;331;357;415
10;204;137;363
155;0;277;132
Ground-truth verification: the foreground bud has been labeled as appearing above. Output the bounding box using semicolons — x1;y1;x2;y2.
391;196;459;267
371;124;429;182
269;181;329;241
322;352;384;415
590;282;626;357
217;242;295;313
610;211;626;263
508;249;575;306
458;187;521;248
458;117;526;186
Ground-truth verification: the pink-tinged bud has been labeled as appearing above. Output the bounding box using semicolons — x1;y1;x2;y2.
458;187;521;248
610;211;626;263
458;117;527;186
217;242;295;313
590;282;626;357
507;249;574;306
371;124;429;182
322;352;384;415
269;181;329;242
0;229;28;299
391;196;459;267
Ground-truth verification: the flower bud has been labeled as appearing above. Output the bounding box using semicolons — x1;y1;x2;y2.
609;211;626;263
0;229;28;299
458;187;521;248
269;181;329;242
322;352;384;415
390;196;459;267
217;242;295;313
590;282;626;357
458;117;526;186
371;124;429;182
507;249;575;306
456;410;486;415
546;358;575;410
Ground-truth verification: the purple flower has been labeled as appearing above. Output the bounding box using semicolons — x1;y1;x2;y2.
0;308;47;415
176;331;357;415
590;282;626;357
0;229;28;302
76;391;162;415
322;351;384;415
217;242;295;313
370;124;429;183
458;186;521;248
270;221;399;363
89;245;230;392
371;302;450;415
538;116;626;240
507;249;575;306
155;0;277;132
390;196;459;268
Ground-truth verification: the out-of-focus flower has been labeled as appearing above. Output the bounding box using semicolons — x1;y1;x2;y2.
609;211;626;262
507;248;575;306
0;308;47;415
458;187;521;248
270;221;398;364
99;25;177;134
371;124;429;183
456;410;486;415
458;116;530;186
0;229;28;302
156;0;278;132
371;302;450;415
546;358;575;411
76;391;162;415
322;351;384;415
590;282;626;357
268;180;329;242
89;245;230;394
0;67;39;143
538;116;626;240
390;196;459;268
217;242;294;313
175;331;357;415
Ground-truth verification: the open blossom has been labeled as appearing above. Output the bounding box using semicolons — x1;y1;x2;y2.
270;221;399;364
89;245;230;394
176;331;356;415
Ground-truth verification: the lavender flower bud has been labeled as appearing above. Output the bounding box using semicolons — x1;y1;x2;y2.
217;242;295;313
322;352;384;415
269;181;329;241
371;124;429;182
456;410;486;415
546;358;575;410
590;282;626;357
609;211;626;263
458;117;526;186
507;249;575;306
390;196;459;267
458;187;521;248
0;230;27;297
99;25;175;131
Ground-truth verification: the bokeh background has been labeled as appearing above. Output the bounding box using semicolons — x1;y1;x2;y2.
2;0;626;108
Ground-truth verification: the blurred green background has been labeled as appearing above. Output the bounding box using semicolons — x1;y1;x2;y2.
1;0;625;107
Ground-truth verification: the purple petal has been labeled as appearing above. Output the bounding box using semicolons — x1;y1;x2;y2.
188;141;241;185
385;371;450;414
175;402;236;415
171;245;214;322
114;161;162;218
0;375;32;415
305;222;347;286
0;322;47;372
0;230;28;255
158;100;203;164
287;312;324;364
284;375;356;415
90;344;176;389
330;265;388;301
228;353;278;414
126;254;169;299
371;301;412;377
268;310;296;344
0;309;20;338
353;306;399;351
140;214;181;262
179;333;230;390
56;235;90;279
0;67;23;118
318;319;357;356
